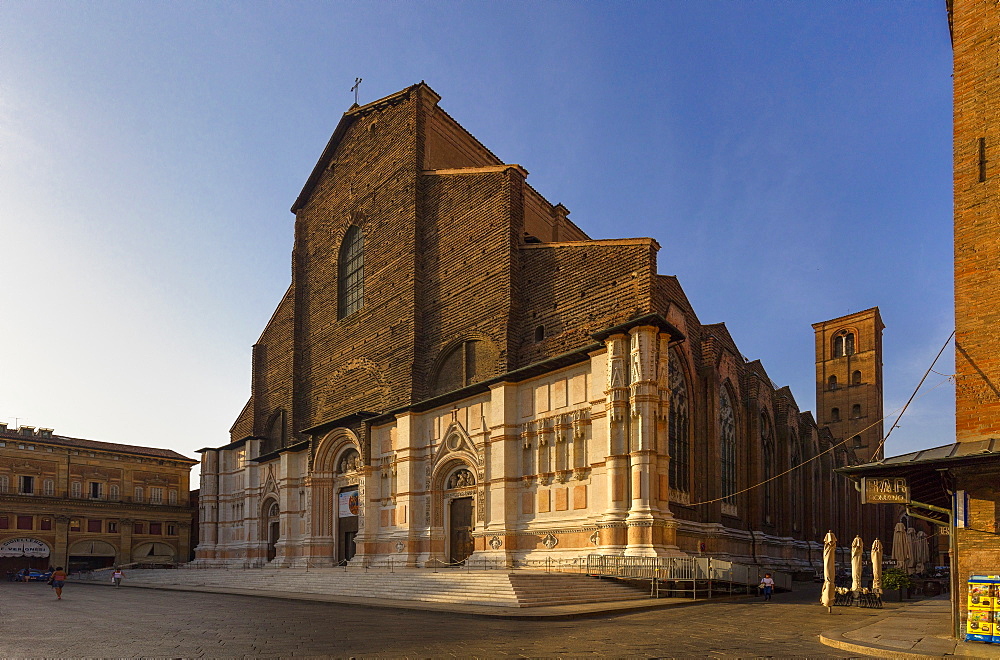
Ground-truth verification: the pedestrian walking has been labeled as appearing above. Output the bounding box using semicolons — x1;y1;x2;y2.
760;573;775;601
50;566;67;600
112;567;124;588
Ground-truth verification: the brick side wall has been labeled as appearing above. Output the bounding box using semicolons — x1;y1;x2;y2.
516;240;657;367
954;465;1000;623
953;0;1000;442
251;288;295;443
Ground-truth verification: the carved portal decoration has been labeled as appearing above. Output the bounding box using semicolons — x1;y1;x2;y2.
542;533;558;549
338;449;361;475
395;541;405;553
589;531;600;546
489;536;502;550
447;468;475;489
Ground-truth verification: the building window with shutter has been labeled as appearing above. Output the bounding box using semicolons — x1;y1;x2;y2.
150;487;163;504
89;482;103;499
168;489;178;505
134;486;144;503
43;479;54;496
71;481;82;498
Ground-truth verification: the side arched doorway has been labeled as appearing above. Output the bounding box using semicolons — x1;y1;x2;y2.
265;502;279;562
445;468;476;565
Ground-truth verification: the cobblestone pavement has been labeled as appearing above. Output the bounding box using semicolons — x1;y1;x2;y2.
0;580;883;658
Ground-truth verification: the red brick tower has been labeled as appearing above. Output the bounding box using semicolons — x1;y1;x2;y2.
953;0;1000;443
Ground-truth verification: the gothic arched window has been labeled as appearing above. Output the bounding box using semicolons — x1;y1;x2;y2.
852;370;862;386
338;226;364;319
761;413;774;523
668;350;690;494
720;387;737;506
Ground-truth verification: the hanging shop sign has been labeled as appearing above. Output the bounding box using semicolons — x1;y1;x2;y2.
338;490;359;517
860;476;910;504
0;537;51;558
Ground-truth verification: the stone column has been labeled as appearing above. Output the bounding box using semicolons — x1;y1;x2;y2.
53;514;70;569
598;333;630;552
118;518;134;566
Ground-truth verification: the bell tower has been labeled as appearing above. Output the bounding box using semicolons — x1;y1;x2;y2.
812;307;885;463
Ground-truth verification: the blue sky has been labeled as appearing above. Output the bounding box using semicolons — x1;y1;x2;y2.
1;2;954;461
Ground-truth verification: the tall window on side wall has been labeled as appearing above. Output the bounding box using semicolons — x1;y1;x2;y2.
761;414;774;524
719;387;737;507
668;350;690;494
790;435;801;532
833;331;855;358
338;226;364;319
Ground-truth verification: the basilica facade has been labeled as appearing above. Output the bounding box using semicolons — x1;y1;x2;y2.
195;83;860;569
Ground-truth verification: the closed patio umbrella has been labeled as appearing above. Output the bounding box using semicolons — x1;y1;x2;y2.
871;538;883;595
822;530;837;613
891;522;910;573
916;530;929;574
906;527;918;573
851;535;863;593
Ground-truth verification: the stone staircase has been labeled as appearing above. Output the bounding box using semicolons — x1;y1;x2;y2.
93;567;651;608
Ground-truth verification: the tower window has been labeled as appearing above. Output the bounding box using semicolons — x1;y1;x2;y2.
852;435;863;448
851;370;862;386
833;332;855;358
851;404;862;418
534;325;545;342
828;375;838;390
831;407;841;423
338;226;364;319
979;136;987;183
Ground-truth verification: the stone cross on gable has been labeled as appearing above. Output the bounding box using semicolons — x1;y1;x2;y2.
351;77;363;105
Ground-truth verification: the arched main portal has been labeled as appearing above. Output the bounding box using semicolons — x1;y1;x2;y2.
311;428;364;566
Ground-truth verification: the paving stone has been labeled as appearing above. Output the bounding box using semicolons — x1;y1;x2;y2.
0;581;878;657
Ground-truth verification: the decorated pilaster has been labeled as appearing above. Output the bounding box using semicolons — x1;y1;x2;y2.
480;382;520;566
598;333;630;551
655;332;680;551
194;449;219;559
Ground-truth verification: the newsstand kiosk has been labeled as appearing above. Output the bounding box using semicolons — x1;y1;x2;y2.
966;575;1000;643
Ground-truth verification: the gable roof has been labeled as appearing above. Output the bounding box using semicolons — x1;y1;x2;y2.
291;83;428;213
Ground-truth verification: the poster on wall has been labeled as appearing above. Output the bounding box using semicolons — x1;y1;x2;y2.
0;537;51;557
339;490;359;517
